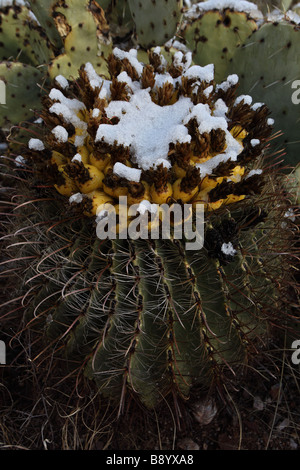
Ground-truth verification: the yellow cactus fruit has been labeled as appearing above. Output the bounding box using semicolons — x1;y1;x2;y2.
76;164;104;194
51;151;67;166
89;152;111;171
54;165;78;196
150;182;173;204
83;190;114;216
230;125;247;140
200;175;224;191
77;146;90;164
172;178;198;203
173;162;187;179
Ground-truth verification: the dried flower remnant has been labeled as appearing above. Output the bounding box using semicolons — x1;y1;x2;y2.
22;48;272;222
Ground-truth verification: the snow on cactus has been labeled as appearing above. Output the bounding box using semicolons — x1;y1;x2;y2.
2;48;297;411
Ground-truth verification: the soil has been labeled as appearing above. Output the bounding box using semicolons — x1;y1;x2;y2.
0;332;299;451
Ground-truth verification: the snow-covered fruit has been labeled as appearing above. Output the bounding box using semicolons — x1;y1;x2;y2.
28;48;273;216
3;48;298;410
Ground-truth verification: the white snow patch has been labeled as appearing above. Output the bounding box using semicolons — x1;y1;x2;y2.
184;64;214;83
152;46;167;71
74;133;87;148
155;158;172;169
84;62;103;90
173;50;193;73
245;169;263;179
221;242;236;256
69;193;83;204
267;118;274;126
92;108;100;118
286;10;300;24
51;125;68;143
113;162;142;182
72;153;82;163
96;89;192;170
186;0;262;19
216;74;239;93
252;102;264;111
49;88;87;131
234;95;253;106
113;48;144;77
213;99;228;118
28;138;45;151
15;155;26;167
203;85;213;97
250;139;260;147
55;75;69;90
184;103;227;133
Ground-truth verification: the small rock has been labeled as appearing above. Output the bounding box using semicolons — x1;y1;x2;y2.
253;395;264;411
290;438;298;450
276;418;289;432
270;383;281;402
192;397;218;425
177;438;200;451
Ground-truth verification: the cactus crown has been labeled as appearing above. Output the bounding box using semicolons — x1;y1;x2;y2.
23;47;272;224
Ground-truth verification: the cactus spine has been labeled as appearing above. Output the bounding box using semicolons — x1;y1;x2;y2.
3;48;297;410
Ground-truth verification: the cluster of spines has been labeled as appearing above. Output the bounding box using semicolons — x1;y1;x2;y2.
15;191;290;410
22;49;274;222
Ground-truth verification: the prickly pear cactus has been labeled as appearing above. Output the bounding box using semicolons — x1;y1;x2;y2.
0;0;111;127
0;62;46;131
0;2;53;66
100;0;134;39
227;20;300;168
2;49;298;410
47;0;112;80
128;0;184;48
180;4;259;83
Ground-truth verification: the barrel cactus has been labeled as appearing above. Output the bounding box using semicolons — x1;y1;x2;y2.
2;46;298;413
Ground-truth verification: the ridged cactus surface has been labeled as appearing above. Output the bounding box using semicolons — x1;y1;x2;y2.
2;48;297;410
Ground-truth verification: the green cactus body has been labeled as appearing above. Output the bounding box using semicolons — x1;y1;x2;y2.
101;0;134;39
227;21;300;169
128;0;183;48
0;62;45;130
27;0;64;49
9;187;291;409
0;1;111;127
47;0;111;80
254;0;294;13
0;3;53;66
180;8;258;83
3;48;297;411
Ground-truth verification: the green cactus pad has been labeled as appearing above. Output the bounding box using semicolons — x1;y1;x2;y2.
180;9;258;83
128;0;183;49
103;0;135;38
27;0;63;49
0;4;53;66
48;0;111;80
0;61;45;129
227;21;300;169
253;0;293;13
